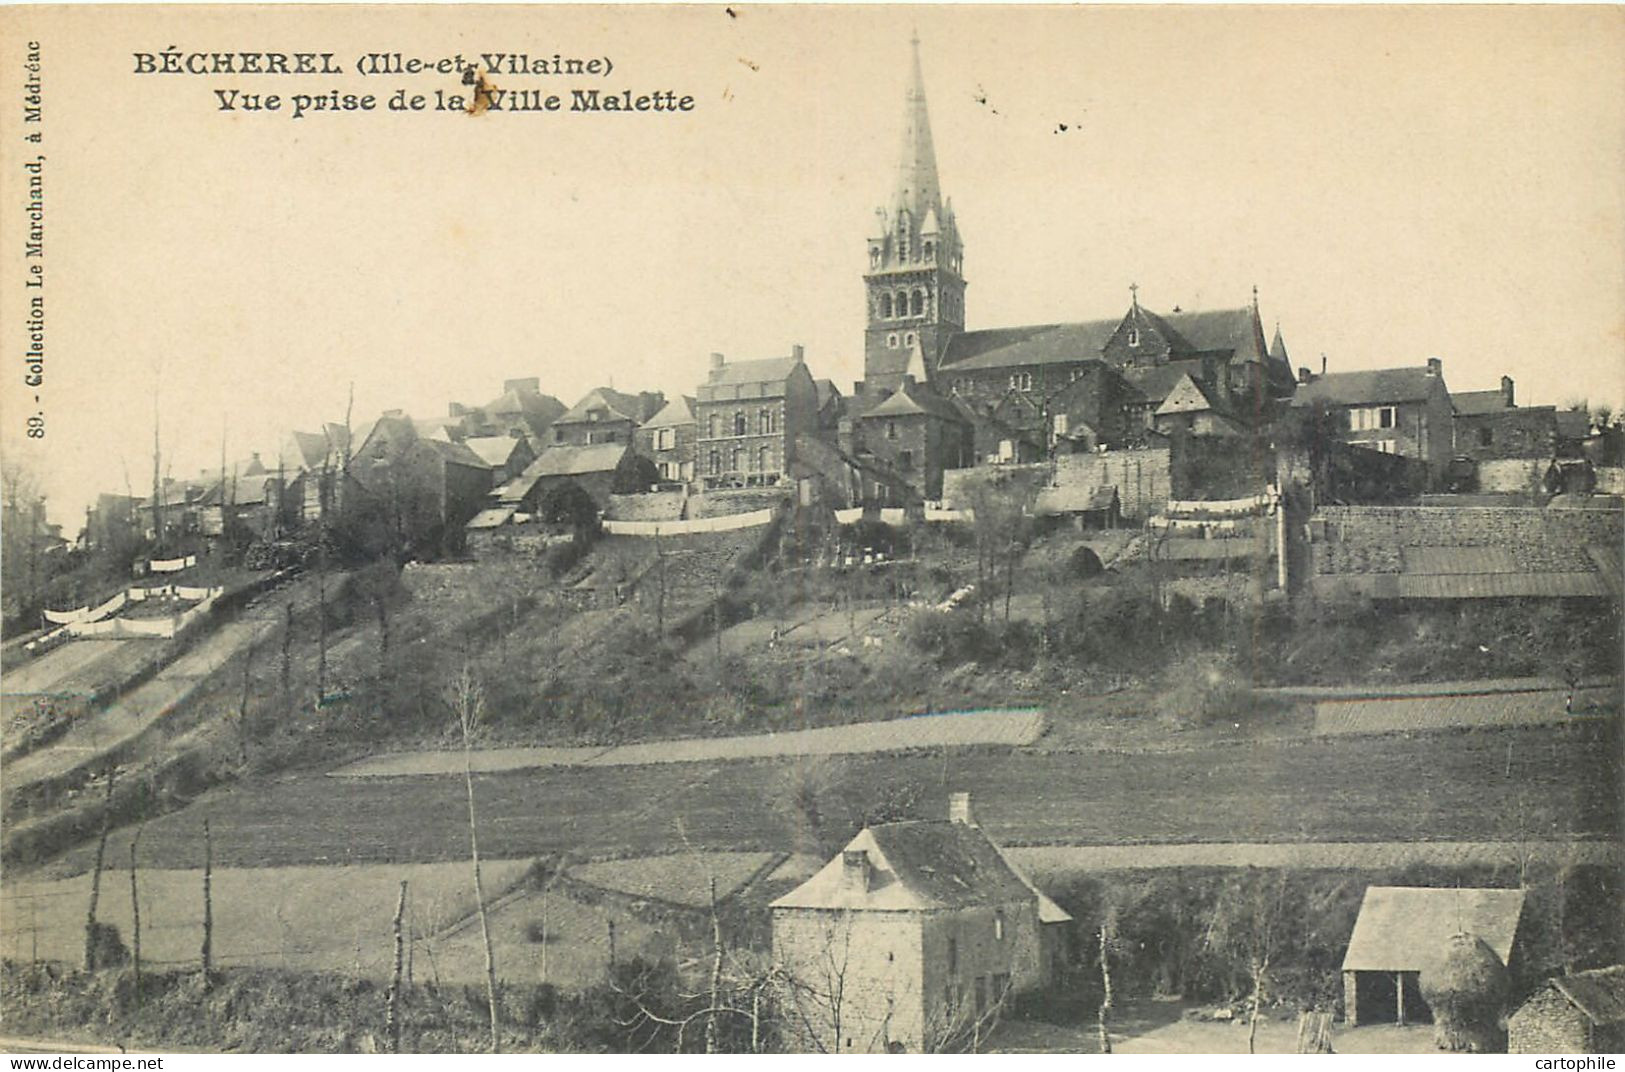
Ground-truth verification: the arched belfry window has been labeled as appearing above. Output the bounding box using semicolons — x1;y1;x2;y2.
923;240;934;260
879;293;892;318
897;291;910;317
912;290;926;317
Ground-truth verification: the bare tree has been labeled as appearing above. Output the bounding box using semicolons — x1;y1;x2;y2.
201;818;214;987
449;666;500;1052
387;879;408;1053
83;766;116;970
129;829;143;997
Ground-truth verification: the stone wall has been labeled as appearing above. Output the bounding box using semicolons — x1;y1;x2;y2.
604;490;686;522
1479;458;1544;494
1054;448;1172;521
688;487;788;519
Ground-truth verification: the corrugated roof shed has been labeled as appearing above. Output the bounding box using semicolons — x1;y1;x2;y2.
1551;966;1625;1026
1342;886;1524;972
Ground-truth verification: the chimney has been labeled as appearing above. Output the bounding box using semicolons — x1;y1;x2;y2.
709;352;726;370
841;849;871;893
1298;366;1313;385
503;377;540;396
948;792;975;826
1501;375;1515;408
1426;357;1443;378
449;402;467;418
792;344;805;364
1321;354;1328;377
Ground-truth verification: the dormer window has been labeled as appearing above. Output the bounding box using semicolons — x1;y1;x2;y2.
923;240;934;260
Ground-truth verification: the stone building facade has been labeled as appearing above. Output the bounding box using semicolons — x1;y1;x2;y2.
693;349;820;489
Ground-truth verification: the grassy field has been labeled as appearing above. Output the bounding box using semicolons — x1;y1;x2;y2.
41;720;1617;876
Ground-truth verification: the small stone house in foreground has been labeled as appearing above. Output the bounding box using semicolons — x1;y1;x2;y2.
770;793;1070;1053
1509;965;1625;1054
1341;886;1524;1026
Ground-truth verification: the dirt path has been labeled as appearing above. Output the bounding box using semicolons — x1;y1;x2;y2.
329;708;1045;777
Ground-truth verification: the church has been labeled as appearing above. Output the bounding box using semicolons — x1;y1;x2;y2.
841;37;1297;503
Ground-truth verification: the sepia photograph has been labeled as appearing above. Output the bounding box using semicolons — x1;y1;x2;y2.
0;3;1621;1058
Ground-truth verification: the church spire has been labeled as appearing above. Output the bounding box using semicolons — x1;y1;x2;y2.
892;32;942;223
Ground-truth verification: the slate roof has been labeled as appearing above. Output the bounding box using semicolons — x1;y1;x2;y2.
642;395;696;429
1124;361;1204;406
1293;367;1441;407
1159;307;1264;360
863;380;966;423
1155;374;1220;416
939;320;1121;372
771;820;1070;921
1547;966;1625;1026
462;435;525;468
1341;886;1524;972
706;356;801;388
425;438;494;469
815;379;841;411
504;442;628;490
281;430;336;471
554;387;650;426
1452;389;1511;416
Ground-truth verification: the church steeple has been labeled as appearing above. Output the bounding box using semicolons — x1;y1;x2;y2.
892;34;941;224
862;35;966;394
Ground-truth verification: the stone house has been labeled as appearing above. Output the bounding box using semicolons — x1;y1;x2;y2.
460;434;536;486
1292;358;1457;483
694;348;820;490
548;387;666;448
1509;965;1625;1054
635;395;697;484
771;793;1070;1054
460;377;567;440
858;374;972;501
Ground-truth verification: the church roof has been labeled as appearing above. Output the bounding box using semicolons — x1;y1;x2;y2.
939;320;1121;372
891;35;942;224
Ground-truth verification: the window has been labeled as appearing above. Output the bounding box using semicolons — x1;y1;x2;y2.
998;439;1014;462
923;240;934;260
709;450;721;474
899;449;913;469
887;420;898;440
1374;439;1398;454
912;289;925;317
759;408;771;435
759;445;770;472
554;428;565;444
1053;414;1069;436
708;414;720;439
1009;372;1033;391
994;911;1006;941
656;428;673;451
1351;406;1397;431
897;290;910;317
1127;327;1141;347
733;411;746;436
887;333;899;349
904;332;916;347
1478;426;1493;447
731;447;744;471
870;246;881;268
879;292;892;318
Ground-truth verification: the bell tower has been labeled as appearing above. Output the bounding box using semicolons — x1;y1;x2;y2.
862;35;966;394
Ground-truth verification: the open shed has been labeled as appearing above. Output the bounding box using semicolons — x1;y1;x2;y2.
1341;886;1524;1026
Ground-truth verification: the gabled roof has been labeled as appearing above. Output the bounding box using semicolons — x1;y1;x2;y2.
939;320;1121;372
642;395;696;429
1160;307;1264;360
462;435;527;468
815;379;842;411
1123;361;1204;406
1547;966;1625;1026
703;356;802;389
554;387;648;426
770;820;1067;917
1155;374;1219;416
498;442;630;500
1341;886;1524;972
1293;367;1443;407
1452;389;1511;416
281;430;337;472
424;438;492;470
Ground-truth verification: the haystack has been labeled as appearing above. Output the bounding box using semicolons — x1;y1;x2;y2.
1419;932;1508;1053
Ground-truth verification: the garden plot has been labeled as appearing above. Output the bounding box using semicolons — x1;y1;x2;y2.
0;859;533;976
1313;687;1617;736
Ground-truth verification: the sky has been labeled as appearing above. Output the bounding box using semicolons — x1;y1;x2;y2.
3;5;1622;529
